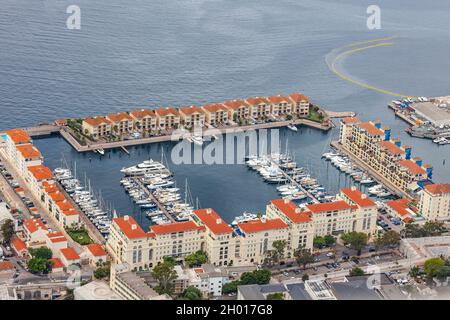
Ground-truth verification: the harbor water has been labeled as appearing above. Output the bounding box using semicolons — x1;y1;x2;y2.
2;0;450;227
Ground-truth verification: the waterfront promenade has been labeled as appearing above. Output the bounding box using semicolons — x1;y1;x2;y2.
330;140;413;201
59;118;332;153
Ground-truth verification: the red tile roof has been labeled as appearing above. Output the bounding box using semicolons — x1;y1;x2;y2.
150;221;203;235
271;199;311;223
11;238;27;252
386;199;412;216
86;244;107;257
113;216;151;239
222;100;249;110
50;258;64;269
28;165;53;181
288;93;309;103
49;191;66;202
398;160;426;175
60;247;80;261
267;95;290;104
193;208;233;234
130;109;156;119
56;200;75;212
340;188;376;207
424;184;450;195
179;105;204;115
202;104;228;113
306;201;353;213
155;107;179;117
47;232;67;243
358;122;384;136
5;129;31;144
107;112;133;122
0;261;14;271
84;116;111;127
16;144;42;159
342;117;360;124
246;97;269;105
237;218;288;234
378;141;405;155
24;218;47;234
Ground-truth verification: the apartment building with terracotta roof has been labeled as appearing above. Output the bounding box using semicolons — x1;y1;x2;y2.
179;106;205;128
288;93;310;117
106;112;134;135
202;104;229;126
267;95;293;116
235;218;290;264
155;107;180;130
4;129;32;166
339;118;432;194
222;100;250;123
419;183;450;220
192;208;236;267
11;143;43;177
266;199;314;255
245;97;271;120
130;109;157;132
82;116;112;139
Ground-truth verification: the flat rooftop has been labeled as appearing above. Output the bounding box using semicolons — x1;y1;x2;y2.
410;102;450;125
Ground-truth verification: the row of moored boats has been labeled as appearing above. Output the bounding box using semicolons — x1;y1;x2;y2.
54;167;113;237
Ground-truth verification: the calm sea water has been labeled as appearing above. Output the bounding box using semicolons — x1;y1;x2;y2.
1;0;450;226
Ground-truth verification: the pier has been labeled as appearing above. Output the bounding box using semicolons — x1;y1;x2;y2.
268;158;320;203
132;177;176;223
323;110;356;118
27;118;332;153
23;124;61;137
330;140;413;201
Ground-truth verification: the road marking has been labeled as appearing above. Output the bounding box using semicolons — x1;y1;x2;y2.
329;36;415;98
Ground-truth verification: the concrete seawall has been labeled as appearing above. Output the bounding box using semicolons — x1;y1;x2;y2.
59;118;332;153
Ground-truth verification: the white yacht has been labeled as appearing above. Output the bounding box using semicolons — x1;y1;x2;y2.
287;125;298;132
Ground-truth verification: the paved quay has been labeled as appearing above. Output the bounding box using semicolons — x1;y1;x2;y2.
59;118;332;153
330;140;413;201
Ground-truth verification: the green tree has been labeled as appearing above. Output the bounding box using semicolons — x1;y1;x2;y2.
409;266;421;278
294;248;314;270
184;250;208;268
27;258;52;274
349;267;365;277
381;231;401;248
152;259;177;295
422;221;446;236
341;232;368;255
1;219;14;243
222;281;239;294
240;269;271;285
436;266;450;281
94;266;110;279
271;240;287;264
313;236;326;249
266;292;284;300
181;286;203;300
324;235;336;247
29;247;52;260
302;274;309;282
424;257;445;279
